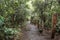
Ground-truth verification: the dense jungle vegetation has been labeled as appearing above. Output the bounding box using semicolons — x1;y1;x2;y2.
0;0;60;40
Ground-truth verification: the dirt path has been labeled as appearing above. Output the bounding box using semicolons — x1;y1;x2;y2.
21;21;60;40
22;22;48;40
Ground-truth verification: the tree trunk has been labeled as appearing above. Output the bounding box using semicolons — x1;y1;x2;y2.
12;14;15;28
51;13;57;39
37;20;39;29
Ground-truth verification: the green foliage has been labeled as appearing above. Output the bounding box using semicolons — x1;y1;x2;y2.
0;0;30;40
56;16;60;33
4;28;20;35
32;0;60;31
0;0;30;27
0;15;4;27
0;0;60;39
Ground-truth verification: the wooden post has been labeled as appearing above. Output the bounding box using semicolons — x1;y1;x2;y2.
51;13;57;39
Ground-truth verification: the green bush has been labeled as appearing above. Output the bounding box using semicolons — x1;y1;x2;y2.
0;15;4;27
4;28;19;36
56;20;60;33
